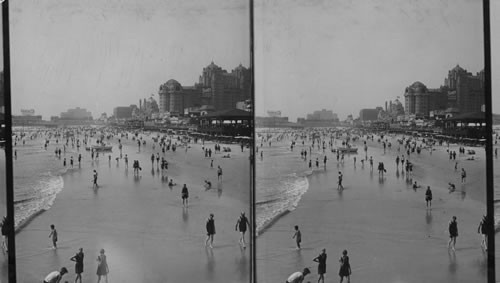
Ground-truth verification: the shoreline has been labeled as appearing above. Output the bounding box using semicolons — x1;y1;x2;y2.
256;130;488;282
12;128;252;282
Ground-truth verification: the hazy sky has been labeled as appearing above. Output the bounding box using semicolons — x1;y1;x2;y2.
255;0;488;121
9;0;250;119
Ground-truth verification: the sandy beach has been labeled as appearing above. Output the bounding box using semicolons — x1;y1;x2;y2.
257;132;487;283
12;130;252;282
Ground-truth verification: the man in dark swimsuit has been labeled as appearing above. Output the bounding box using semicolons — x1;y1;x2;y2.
206;214;216;248
235;212;250;248
181;184;189;207
448;216;458;251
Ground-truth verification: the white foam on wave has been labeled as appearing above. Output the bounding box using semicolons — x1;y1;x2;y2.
256;175;309;236
14;174;64;231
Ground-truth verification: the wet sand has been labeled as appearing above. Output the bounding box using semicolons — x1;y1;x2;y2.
257;134;487;282
13;132;251;282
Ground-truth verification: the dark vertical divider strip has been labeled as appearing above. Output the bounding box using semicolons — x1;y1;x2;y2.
249;0;255;282
2;0;16;282
482;1;494;282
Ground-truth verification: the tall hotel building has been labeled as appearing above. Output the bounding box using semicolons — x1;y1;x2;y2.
404;65;484;117
158;62;251;115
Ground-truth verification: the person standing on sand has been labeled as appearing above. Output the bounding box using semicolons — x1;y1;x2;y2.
448;216;458;251
313;249;327;283
369;156;373;171
181;184;189;207
286;268;310;283
205;213;216;248
339;250;351;283
92;170;98;188
337;171;344;191
478;215;488;250
461;168;466;184
425;186;432;208
70;248;84;283
49;224;58;249
43;267;68;283
217;166;223;181
96;248;109;283
292;225;302;250
235;211;250;248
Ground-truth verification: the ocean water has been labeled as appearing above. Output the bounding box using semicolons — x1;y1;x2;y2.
12;128;74;230
8;126;500;236
256;127;500;236
255;128;326;236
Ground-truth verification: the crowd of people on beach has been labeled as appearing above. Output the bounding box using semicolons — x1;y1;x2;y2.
258;127;492;283
9;126;252;281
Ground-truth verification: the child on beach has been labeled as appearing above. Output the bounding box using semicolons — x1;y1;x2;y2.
292;225;302;250
448;216;458;251
181;184;189;207
49;224;58;249
425;186;432;208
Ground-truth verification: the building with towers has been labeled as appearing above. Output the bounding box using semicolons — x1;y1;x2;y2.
404;65;484;118
158;62;251;115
